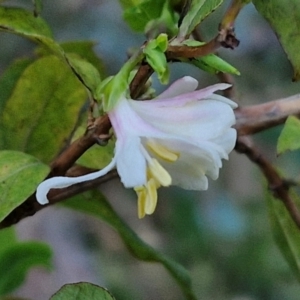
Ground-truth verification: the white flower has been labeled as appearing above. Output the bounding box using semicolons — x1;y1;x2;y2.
36;76;237;218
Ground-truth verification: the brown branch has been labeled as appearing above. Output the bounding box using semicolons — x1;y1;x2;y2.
235;94;300;135
168;0;243;60
50;115;111;176
235;137;300;229
0;167;118;229
220;0;247;32
167;28;239;59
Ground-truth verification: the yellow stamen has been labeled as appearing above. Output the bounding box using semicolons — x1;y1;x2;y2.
144;178;158;215
148;158;172;187
135;186;147;219
146;140;179;162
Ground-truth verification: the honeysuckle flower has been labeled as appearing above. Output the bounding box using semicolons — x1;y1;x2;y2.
36;76;237;218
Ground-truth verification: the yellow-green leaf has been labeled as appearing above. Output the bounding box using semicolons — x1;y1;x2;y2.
0;151;49;222
0;6;52;38
0;55;87;163
277;116;300;155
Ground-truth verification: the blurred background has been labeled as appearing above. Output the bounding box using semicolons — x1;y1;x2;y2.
1;0;300;299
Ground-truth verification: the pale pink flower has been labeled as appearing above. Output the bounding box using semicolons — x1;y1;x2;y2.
36;76;237;218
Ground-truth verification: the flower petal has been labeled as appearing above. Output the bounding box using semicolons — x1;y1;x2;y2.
131;99;236;142
36;157;117;205
115;137;147;188
149;136;233;190
156;76;198;99
134;83;233;108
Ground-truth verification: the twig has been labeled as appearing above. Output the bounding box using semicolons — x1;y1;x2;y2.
235;94;300;135
0;167;118;229
235;137;300;230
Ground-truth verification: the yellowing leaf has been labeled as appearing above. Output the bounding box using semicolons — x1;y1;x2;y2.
0;56;87;163
277;116;300;155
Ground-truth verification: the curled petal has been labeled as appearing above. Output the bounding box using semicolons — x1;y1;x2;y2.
36;157;117;205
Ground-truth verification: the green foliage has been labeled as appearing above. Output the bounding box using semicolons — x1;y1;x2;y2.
178;0;223;38
191;54;240;75
277;116;300;155
0;151;49;222
0;240;52;296
0;58;33;114
253;0;300;80
123;0;165;32
0;6;52;38
267;189;300;281
63;191;197;300
0;7;102;98
60;41;106;76
65;54;102;96
0;56;86;163
143;34;169;84
0;228;17;250
97;52;143;111
50;282;115;300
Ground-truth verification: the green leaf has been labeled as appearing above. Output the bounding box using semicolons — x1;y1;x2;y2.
277;116;300;155
123;0;165;32
50;282;115;300
252;0;300;80
0;241;52;296
0;6;52;38
63;191;197;300
178;0;223;38
0;55;87;163
97;52;143;111
37;41;105;96
0;151;49;222
0;228;17;252
144;34;169;84
190;54;240;75
267;189;300;281
0;58;33;114
65;53;101;96
60;41;106;76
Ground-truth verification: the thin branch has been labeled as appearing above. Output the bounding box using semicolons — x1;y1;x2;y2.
235;137;300;229
235;94;300;135
0;167;118;229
